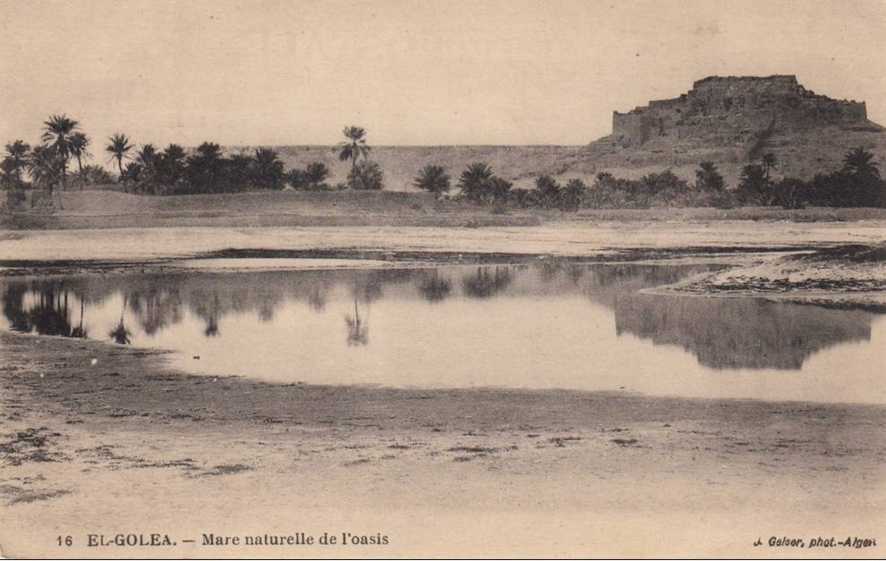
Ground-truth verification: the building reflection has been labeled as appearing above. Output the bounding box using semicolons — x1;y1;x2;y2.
0;262;880;371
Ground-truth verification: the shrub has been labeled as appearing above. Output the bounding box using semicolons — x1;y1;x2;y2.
348;160;384;190
695;161;725;192
560;178;587;211
535;175;561;208
304;161;330;188
286;169;308;190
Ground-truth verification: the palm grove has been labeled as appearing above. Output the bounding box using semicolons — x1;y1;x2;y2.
2;114;884;210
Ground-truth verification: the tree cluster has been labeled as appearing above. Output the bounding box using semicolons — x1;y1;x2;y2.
417;149;885;211
3;119;385;202
737;148;884;208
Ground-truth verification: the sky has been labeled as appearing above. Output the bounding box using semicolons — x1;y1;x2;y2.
2;0;886;148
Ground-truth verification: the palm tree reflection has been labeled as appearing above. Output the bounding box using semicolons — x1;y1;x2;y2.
344;298;369;346
418;270;452;303
462;266;513;299
108;294;132;345
70;298;88;338
201;295;221;337
307;286;327;312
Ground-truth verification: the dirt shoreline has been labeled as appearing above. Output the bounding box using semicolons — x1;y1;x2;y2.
1;329;886;557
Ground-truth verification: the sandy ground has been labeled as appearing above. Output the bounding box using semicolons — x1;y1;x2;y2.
1;328;885;558
3;219;886;263
661;244;886;308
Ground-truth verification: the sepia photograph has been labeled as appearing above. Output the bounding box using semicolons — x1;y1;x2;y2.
0;0;884;557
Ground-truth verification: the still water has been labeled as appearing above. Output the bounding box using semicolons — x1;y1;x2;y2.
2;261;884;404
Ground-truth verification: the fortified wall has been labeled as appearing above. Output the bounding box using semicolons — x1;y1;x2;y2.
612;75;867;147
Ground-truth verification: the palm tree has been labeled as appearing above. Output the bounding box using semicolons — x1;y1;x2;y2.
2;140;30;185
136;144;158;182
27;145;64;204
69;132;90;183
252;147;285;189
41;114;79;191
458;162;494;203
162;143;186;163
842;147;880;178
136;144;157;167
337;126;370;176
187;142;224;193
413;164;451;196
106;133;133;178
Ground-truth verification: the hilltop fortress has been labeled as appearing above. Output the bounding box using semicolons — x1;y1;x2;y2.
612;75;868;148
537;74;886;186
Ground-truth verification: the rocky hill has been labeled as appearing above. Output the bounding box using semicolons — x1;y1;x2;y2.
553;75;886;186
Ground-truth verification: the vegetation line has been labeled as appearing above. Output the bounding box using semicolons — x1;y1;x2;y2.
3;115;885;213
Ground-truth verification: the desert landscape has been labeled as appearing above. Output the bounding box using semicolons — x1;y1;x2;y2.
1;221;884;557
2;0;886;558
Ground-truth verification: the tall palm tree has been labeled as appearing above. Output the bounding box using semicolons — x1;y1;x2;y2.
69;132;90;187
106;133;133;178
159;143;186;185
69;133;90;173
2;140;30;184
41;114;79;191
337;126;370;176
136;144;157;179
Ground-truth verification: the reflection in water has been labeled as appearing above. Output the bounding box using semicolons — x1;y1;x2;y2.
2;284;80;337
613;294;872;370
71;299;87;339
108;295;132;345
417;270;452;303
462;266;512;299
127;287;183;336
344;299;369;346
1;263;881;377
307;287;327;312
198;295;222;337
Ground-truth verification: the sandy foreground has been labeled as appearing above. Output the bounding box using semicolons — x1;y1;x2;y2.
0;331;885;558
1;222;885;557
